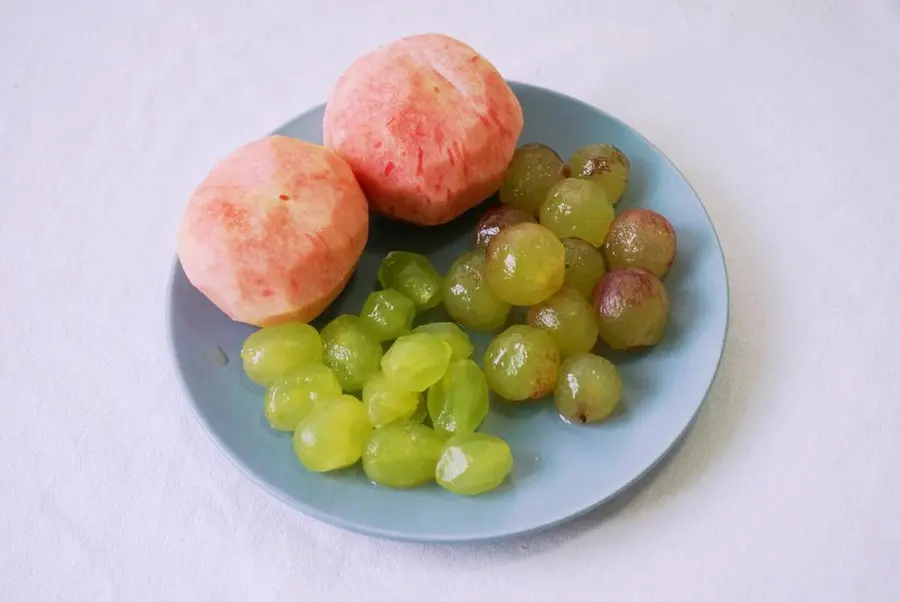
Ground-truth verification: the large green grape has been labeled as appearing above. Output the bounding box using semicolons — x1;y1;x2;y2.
264;364;342;431
565;143;630;204
241;322;323;386
474;206;537;250
293;395;371;472
592;269;670;349
362;371;420;427
485;223;565;306
539;178;614;247
381;333;452;392
360;289;415;342
435;433;514;495
412;322;473;360
526;286;599;357
555;353;622;423
499;144;565;214
562;238;607;298
321;315;383;392
362;423;445;488
377;251;442;311
443;251;511;331
427;359;489;436
483;325;560;401
602;209;677;277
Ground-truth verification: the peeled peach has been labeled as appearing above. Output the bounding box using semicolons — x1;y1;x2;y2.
177;135;368;327
323;34;524;226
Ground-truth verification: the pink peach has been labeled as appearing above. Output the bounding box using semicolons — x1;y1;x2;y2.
323;34;524;226
177;135;368;327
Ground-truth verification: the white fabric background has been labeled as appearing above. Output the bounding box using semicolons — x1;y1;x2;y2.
2;0;899;600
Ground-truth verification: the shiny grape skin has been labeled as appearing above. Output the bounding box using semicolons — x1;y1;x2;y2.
293;395;372;473
499;144;565;214
483;325;560;402
602;209;677;277
555;353;623;424
376;251;443;311
320;314;383;393
381;333;453;392
561;238;607;299
412;322;474;360
427;359;490;436
443;251;511;331
360;289;416;342
592;268;670;350
526;286;599;357
362;371;420;427
565;143;630;205
539;178;615;247
484;222;566;306
264;364;342;431
435;433;514;495
240;322;323;386
362;423;445;488
474;205;537;250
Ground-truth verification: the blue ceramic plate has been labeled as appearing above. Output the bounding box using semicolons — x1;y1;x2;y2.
168;82;728;543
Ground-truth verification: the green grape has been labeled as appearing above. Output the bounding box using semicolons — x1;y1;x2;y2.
474;205;537;250
264;364;342;431
602;209;677;277
592;269;670;350
443;251;511;331
360;289;415;342
412;322;473;360
484;223;565;306
362;371;420;427
293;394;371;472
427;359;489;436
241;322;323;386
381;333;452;392
410;396;428;424
555;353;622;423
483;325;560;401
562;238;607;298
321;315;383;392
362;423;444;488
377;251;442;311
435;433;514;495
565;143;630;204
526;286;598;357
499;144;565;214
539;178;614;247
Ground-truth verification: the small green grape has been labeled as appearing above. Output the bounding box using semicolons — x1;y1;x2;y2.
499;144;565;214
554;353;622;423
602;209;677;277
483;325;560;402
381;333;452;392
241;322;323;386
321;315;383;392
427;359;489;436
443;251;511;331
293;394;371;472
362;423;445;488
562;238;607;298
526;286;598;357
484;223;565;306
539;178;614;247
360;289;415;342
362;371;420;427
264;364;342;431
566;143;630;204
377;251;442;311
412;322;473;360
435;433;514;495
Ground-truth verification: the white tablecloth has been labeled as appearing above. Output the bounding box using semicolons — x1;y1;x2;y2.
3;1;899;600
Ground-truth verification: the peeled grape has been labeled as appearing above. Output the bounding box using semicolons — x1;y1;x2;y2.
360;289;415;342
526;286;599;357
555;353;622;423
443;251;511;331
483;325;560;401
499;143;565;214
566;143;630;204
362;371;420;427
539;178;614;247
593;268;670;350
381;333;452;392
412;322;473;360
321;315;383;392
293;394;371;472
484;223;565;306
602;209;677;277
362;423;444;488
435;433;514;495
474;205;537;250
264;364;342;431
377;251;442;311
427;359;489;436
241;322;323;386
562;238;607;298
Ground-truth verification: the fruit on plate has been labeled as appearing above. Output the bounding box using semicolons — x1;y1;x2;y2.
435;433;514;495
322;34;524;226
484;222;565;306
443;250;511;331
362;423;445;488
554;353;623;424
526;286;599;357
474;205;536;250
602;209;677;277
362;371;421;427
360;289;416;342
264;364;342;431
483;325;560;401
381;333;453;392
539;178;614;247
293;394;372;472
240;322;323;386
499;143;565;214
565;143;630;205
178;135;368;326
593;268;670;350
411;322;473;360
376;251;442;311
321;315;383;392
561;237;606;299
427;359;490;436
